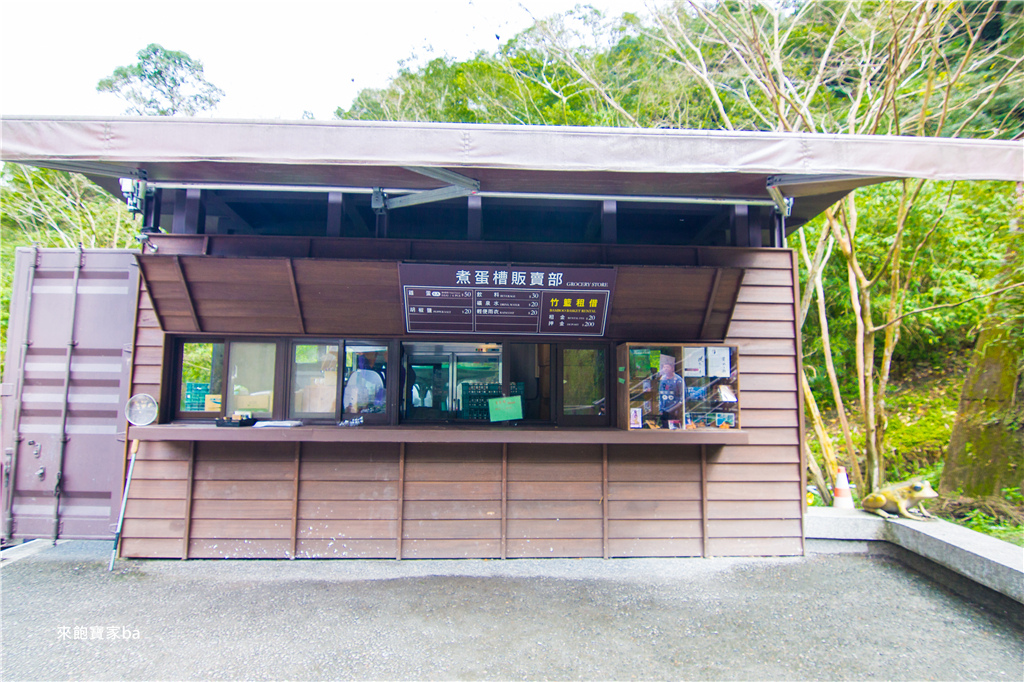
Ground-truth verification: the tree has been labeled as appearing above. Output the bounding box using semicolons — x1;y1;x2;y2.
337;56;480;123
641;0;1023;493
334;7;678;127
97;43;224;116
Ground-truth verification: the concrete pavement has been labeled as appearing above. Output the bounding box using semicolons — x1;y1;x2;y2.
2;541;1021;680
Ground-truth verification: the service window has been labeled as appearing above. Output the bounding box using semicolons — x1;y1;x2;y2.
508;343;552;422
225;342;277;418
681;346;739;429
172;337;391;423
617;343;739;430
176;341;225;417
454;345;502;420
401;342;503;422
342;342;389;423
401;341;604;425
557;345;609;426
290;342;339;419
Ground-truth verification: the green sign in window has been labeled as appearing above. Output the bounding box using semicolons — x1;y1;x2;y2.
488;396;523;422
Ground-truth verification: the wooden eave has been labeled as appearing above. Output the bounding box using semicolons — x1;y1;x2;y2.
137;241;745;342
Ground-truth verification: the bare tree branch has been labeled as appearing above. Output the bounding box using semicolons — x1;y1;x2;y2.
871;282;1024;334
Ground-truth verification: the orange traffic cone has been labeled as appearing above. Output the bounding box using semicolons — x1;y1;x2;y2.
832;466;854;509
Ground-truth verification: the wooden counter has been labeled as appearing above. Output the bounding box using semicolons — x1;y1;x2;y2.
128;423;750;445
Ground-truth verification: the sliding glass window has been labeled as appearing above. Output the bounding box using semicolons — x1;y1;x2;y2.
291;342;339;419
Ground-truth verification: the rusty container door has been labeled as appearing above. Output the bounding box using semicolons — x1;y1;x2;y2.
2;248;140;542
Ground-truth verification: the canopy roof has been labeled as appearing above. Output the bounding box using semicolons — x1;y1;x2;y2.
2;116;1021;229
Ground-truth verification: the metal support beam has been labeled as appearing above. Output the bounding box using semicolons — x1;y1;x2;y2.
385;184;476;210
374;166;479;215
774;211;787;247
402;166;480;191
149;181;777;208
172;190;187;234
766;184;793;217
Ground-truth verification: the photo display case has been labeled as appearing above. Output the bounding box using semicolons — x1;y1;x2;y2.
617;343;739;430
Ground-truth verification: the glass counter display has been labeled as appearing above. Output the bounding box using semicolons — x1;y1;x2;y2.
617;343;739;430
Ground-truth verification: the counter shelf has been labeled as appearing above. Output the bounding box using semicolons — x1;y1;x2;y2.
128;423;750;445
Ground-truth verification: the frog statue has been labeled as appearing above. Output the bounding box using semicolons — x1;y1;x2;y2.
860;478;939;520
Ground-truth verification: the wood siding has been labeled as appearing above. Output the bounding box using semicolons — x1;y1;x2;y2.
120;247;803;559
130;284;165;410
717;248;804;556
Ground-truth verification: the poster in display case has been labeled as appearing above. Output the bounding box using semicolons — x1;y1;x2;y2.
617;343;739;430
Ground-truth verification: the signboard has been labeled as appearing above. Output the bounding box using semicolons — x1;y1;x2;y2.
399;263;616;336
488;396;524;422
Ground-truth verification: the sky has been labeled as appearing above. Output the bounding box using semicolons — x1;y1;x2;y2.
1;0;653;121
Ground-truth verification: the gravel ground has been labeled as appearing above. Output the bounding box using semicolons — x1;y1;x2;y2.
1;541;1021;681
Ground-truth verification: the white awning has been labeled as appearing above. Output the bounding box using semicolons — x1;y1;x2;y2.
3;116;1021;228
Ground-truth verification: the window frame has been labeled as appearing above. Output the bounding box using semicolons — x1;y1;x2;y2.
169;336;616;428
223;339;284;419
340;339;392;425
398;339;611;426
288;339;342;422
170;336;396;424
172;337;228;421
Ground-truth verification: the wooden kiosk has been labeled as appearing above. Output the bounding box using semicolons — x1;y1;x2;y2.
5;117;1011;559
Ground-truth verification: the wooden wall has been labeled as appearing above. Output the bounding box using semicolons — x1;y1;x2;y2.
120;247;803;559
120;441;712;559
131;284;165;411
714;248;804;555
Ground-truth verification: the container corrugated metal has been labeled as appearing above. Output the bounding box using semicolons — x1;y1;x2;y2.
2;248;139;541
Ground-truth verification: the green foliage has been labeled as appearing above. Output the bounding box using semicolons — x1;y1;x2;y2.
883;372;962;481
0;164;138;377
335;7;685;127
1003;486;1024;505
939;485;1024;546
97;43;224;116
181;343;216;386
955;509;1024;546
801;181;1017;406
337;56;480;123
333;1;1024;139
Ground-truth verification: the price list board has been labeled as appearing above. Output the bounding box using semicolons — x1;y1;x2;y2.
400;263;616;336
